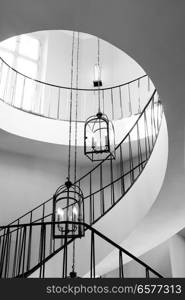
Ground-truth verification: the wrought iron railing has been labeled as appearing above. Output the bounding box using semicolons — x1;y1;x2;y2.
0;56;153;121
0;89;163;278
0;221;163;278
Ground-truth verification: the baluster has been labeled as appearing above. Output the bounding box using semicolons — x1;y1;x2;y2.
17;227;26;276
31;80;37;113
155;94;159;131
10;72;17;106
119;86;124;119
138;79;141;113
39;224;43;278
26;212;33;272
110;158;115;205
92;194;95;224
6;230;12;278
128;135;134;184
12;220;20;277
157;95;162;131
144;109;151;156
150;98;154;147
49;214;53;255
48;89;51;117
0;228;7;277
42;224;46;278
151;97;157;141
39;204;46;261
62;237;68;278
16;226;24;277
128;84;132;116
89;173;93;224
147;76;150;92
136;123;143;172
119;250;124;278
39;223;46;278
90;231;95;278
154;95;159;139
3;66;10;102
146;267;150;278
0;236;2;257
100;164;105;215
3;227;11;278
119;145;125;195
20;76;26;109
21;226;27;275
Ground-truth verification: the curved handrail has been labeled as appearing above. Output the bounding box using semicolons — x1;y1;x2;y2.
0;56;147;91
0;88;163;229
0;89;164;278
0;56;152;121
0;221;163;278
73;88;158;185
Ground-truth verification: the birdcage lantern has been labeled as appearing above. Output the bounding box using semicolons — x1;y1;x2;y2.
84;112;116;162
52;178;85;239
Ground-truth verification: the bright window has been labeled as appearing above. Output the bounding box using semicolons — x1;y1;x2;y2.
0;35;41;110
0;35;40;78
19;35;40;60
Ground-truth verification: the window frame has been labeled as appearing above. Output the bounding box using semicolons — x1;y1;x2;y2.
0;34;41;79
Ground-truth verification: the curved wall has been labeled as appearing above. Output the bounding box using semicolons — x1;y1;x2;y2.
29;114;168;277
0;100;136;146
0;0;184;276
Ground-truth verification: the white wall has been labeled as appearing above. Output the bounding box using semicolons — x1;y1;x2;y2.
83;115;168;277
0;99;136;146
29;115;168;277
43;30;144;89
169;234;185;277
0;149;67;225
39;30;147;120
104;239;172;278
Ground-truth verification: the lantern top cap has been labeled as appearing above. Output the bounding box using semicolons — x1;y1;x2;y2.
96;112;103;119
65;177;72;189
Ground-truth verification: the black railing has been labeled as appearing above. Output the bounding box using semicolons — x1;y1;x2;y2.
0;56;153;121
0;221;163;278
0;89;163;278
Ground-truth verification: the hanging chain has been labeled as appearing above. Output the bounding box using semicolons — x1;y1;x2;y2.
97;38;100;67
97;37;101;112
72;32;80;274
67;32;75;181
74;32;80;184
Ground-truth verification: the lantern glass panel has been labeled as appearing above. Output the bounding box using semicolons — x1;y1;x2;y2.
84;113;116;161
52;183;84;239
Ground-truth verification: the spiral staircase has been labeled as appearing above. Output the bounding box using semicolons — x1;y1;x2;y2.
0;55;166;278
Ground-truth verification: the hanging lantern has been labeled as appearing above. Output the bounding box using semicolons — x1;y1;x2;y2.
84;111;116;161
52;178;85;239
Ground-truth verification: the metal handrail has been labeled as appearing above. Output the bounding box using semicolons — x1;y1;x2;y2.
0;56;151;122
2;221;163;278
0;89;158;229
0;89;164;278
0;56;147;92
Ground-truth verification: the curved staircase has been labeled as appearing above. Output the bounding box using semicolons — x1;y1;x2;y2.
0;57;165;278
